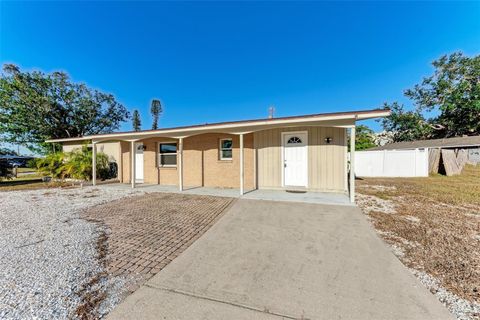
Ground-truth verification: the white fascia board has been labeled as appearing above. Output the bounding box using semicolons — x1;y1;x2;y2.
46;110;390;143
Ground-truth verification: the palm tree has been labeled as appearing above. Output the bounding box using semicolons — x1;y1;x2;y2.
63;146;109;184
132;110;141;131
150;99;162;130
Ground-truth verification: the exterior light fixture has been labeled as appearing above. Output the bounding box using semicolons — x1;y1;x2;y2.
325;137;332;144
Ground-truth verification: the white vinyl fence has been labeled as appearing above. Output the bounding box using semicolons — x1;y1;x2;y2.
353;149;429;177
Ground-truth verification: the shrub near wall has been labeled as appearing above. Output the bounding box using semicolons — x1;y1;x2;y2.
34;146;111;182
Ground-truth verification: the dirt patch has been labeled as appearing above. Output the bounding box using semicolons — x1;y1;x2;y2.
75;227;109;320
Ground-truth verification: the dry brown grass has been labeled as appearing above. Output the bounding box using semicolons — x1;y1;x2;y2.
0;180;74;192
357;165;480;304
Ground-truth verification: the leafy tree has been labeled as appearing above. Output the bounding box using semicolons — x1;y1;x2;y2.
381;52;480;141
380;102;433;142
405;52;480;137
150;99;162;130
355;125;377;150
132;109;141;131
0;64;130;154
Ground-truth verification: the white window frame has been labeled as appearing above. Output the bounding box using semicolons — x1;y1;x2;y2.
158;142;178;167
219;138;233;161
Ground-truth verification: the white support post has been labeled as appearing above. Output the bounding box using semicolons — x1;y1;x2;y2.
178;138;184;191
92;142;97;186
131;141;136;189
117;142;123;183
344;129;348;192
239;133;244;195
350;126;356;203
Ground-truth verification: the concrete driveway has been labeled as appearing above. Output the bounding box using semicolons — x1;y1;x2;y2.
108;199;452;320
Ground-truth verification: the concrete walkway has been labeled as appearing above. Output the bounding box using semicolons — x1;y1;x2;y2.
101;183;352;206
107;199;452;320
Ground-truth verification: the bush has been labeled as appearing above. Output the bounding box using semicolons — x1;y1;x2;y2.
34;152;67;179
34;146;112;182
0;159;14;180
63;146;110;181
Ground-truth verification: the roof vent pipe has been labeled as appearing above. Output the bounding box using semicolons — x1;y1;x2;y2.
268;106;275;119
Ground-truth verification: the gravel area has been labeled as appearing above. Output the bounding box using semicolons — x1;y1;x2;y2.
356;192;397;215
0;186;145;319
413;270;480;320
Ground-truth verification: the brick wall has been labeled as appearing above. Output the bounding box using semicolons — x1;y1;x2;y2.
183;133;254;190
120;133;254;191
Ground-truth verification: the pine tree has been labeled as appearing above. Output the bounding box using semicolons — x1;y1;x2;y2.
150;99;162;130
132;110;141;131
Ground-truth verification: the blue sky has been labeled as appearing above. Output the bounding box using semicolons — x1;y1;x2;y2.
1;1;479;149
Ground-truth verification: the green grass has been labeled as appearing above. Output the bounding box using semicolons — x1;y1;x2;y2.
1;170;51;191
17;167;36;173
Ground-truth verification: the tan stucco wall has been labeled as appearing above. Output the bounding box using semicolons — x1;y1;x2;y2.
254;126;347;192
62;141;120;163
119;133;255;190
120;141;130;183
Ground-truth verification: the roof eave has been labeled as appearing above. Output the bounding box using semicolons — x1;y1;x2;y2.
46;109;391;143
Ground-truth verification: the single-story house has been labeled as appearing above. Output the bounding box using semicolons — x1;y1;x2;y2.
46;108;390;202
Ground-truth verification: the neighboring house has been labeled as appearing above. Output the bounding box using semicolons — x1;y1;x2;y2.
368;135;480;154
362;135;480;177
46;109;390;202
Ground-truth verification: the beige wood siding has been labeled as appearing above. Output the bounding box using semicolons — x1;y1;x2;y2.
254;126;347;192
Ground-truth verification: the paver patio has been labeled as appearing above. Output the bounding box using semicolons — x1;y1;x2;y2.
82;192;234;292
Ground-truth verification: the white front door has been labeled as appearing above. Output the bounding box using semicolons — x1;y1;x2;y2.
135;143;144;183
283;132;308;187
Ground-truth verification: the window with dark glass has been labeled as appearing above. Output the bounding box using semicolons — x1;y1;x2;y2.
159;143;177;166
287;136;302;144
219;138;233;160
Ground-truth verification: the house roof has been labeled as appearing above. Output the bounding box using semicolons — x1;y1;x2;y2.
368;135;480;150
46;108;390;143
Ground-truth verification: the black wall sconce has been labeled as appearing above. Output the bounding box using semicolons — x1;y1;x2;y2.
324;137;332;144
142;145;147;151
